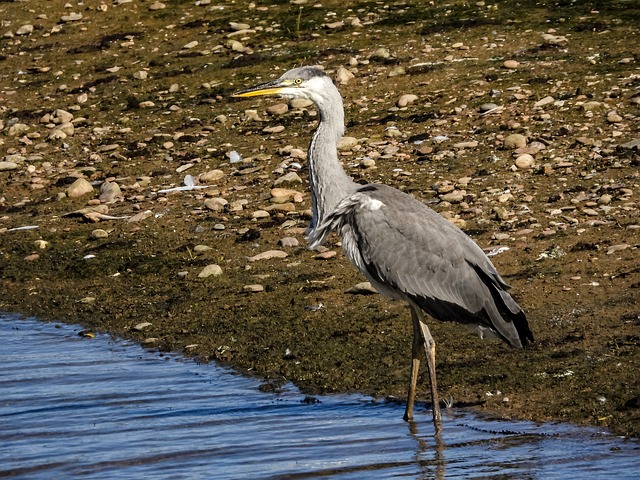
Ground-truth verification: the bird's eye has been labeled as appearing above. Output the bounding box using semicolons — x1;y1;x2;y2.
294;78;303;85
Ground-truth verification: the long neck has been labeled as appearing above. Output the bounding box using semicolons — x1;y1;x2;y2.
307;87;357;233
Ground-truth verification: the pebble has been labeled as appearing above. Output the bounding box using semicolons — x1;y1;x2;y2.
440;190;465;203
0;162;19;171
337;136;358;150
267;103;288;115
503;60;519;69
252;210;270;219
606;244;629;255
273;172;302;186
278;237;299;247
195;264;223;279
149;1;166;10
16;25;34;36
336;67;355;85
67;178;94;198
60;13;83;22
34;240;49;249
479;103;498;113
204;197;228;212
243;284;264;293
346;282;378;295
515;153;534;169
315;250;337;260
247;250;288;262
90;229;109;239
200;169;225;182
99;182;122;203
534;96;555;108
607;111;623;123
133;322;153;332
397;94;418;108
503;134;527;149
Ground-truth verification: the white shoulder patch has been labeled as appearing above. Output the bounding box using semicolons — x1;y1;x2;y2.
361;196;385;211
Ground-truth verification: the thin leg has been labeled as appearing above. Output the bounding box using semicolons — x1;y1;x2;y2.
404;305;442;432
403;308;423;422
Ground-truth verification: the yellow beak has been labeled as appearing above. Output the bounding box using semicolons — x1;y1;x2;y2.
232;79;290;98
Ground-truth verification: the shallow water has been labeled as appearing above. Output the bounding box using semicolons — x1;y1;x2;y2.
0;314;637;479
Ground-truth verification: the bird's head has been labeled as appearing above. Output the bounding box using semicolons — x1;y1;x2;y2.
232;66;332;103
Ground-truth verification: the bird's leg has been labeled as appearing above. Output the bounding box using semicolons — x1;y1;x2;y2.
404;306;442;432
419;318;442;430
403;307;423;422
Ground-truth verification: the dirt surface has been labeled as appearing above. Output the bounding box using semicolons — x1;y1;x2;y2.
1;1;639;438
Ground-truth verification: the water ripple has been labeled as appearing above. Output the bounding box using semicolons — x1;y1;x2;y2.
0;314;637;479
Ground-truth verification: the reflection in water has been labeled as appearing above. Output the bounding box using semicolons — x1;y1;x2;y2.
1;314;637;479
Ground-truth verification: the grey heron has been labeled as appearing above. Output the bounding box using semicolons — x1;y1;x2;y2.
233;66;533;431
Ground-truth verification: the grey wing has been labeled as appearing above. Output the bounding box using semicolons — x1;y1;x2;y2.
329;184;532;347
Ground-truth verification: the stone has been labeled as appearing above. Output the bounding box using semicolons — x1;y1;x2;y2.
133;322;153;331
90;229;109;239
99;182;122;203
61;13;83;22
440;190;465;203
503;134;527;149
243;284;264;293
346;282;378;295
247;250;288;262
607;111;623;123
315;250;337;260
67;178;94;198
337;136;358;150
149;1;166;10
252;210;270;219
204;197;228;211
503;60;519;69
8;123;29;136
200;169;225;182
534;96;555;108
397;94;418;108
16;25;34;36
198;264;223;278
278;237;299;247
479;103;498;113
0;162;19;171
266;103;288;115
133;70;148;80
336;67;355;85
273;172;302;186
515;153;534;169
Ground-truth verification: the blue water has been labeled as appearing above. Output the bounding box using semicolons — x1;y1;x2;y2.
0;314;637;479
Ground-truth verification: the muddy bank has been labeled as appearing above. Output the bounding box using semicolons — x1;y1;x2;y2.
1;1;638;437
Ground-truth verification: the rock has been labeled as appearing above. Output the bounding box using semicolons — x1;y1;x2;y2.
397;94;418;107
534;96;555;108
503;59;519;69
230;22;251;31
515;153;534;169
200;169;225;182
479;103;498;113
315;250;337;260
16;25;34;36
440;190;465;203
370;47;391;60
204;197;228;211
133;322;153;332
278;237;299;247
99;182;122;203
8;123;29;136
336;67;355;85
243;284;264;293
607;111;623;123
337;136;358;150
273;172;302;186
34;240;49;249
346;282;378;295
0;162;19;171
198;264;223;278
252;210;270;219
67;178;94;198
61;12;83;22
183;40;199;49
597;194;612;205
133;70;148;80
266;103;288;115
606;244;629;255
503;134;527;149
90;229;109;239
247;250;288;262
149;1;166;10
270;188;303;203
542;33;568;45
290;98;313;109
